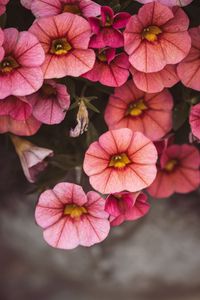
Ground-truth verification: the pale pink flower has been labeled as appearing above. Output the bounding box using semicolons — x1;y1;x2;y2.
0;0;9;16
83;48;130;87
177;26;200;91
29;13;95;79
124;4;191;73
104;81;173;141
189;103;200;140
135;0;193;6
0;28;4;61
11;135;53;183
31;0;100;18
105;191;150;226
0;28;45;99
147;144;200;198
20;0;32;9
35;182;110;249
83;128;158;194
28;80;70;125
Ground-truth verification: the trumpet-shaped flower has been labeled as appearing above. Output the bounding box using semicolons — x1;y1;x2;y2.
35;182;110;249
177;26;200;91
130;64;179;93
147;144;200;198
83;128;158;194
10;135;53;182
29;13;95;79
0;28;45;99
89;6;130;49
189;103;200;140
28;80;70;125
104;81;173;141
83;48;130;87
105;191;150;226
31;0;100;18
135;0;193;6
124;4;191;73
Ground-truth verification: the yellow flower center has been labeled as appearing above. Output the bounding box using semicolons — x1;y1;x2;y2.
50;38;72;55
127;99;148;117
63;204;87;218
97;51;107;62
40;83;57;97
142;26;162;42
0;56;19;73
164;159;177;172
109;153;131;169
63;4;81;15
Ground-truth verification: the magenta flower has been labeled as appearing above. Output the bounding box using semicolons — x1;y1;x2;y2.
0;28;4;61
29;13;95;79
130;64;179;93
177;26;200;91
0;0;9;16
104;81;173;141
105;192;150;226
20;0;31;9
0;28;45;99
89;6;130;49
11;135;53;183
28;80;70;125
83;48;130;87
35;182;110;249
147;144;200;198
135;0;193;6
189;103;200;140
83;128;158;194
31;0;100;18
124;4;191;73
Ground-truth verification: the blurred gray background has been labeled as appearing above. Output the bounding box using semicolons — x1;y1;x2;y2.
1;138;200;300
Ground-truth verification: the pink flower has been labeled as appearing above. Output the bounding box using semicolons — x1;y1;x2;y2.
105;191;150;226
83;128;158;194
35;182;110;249
27;80;70;125
130;64;179;93
104;81;173;141
29;13;95;79
189;103;200;140
0;28;5;61
20;0;32;9
147;144;200;198
83;48;130;87
177;26;200;91
124;4;191;73
31;0;100;18
135;0;193;6
10;135;53;183
89;6;130;49
0;28;45;99
0;0;9;16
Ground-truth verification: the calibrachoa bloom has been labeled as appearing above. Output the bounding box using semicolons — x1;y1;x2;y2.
147;144;200;198
20;0;31;9
10;135;53;183
35;182;110;249
0;28;45;99
89;6;130;49
105;191;150;226
130;64;179;93
83;128;158;194
0;0;9;16
83;48;130;87
28;80;70;125
104;81;173;141
124;4;191;73
135;0;194;6
31;0;100;18
29;13;95;79
177;26;200;91
189;103;200;140
0;28;4;61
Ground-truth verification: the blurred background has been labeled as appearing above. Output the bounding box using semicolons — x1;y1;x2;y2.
1;1;200;300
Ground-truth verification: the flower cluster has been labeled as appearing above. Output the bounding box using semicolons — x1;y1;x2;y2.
1;0;199;250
